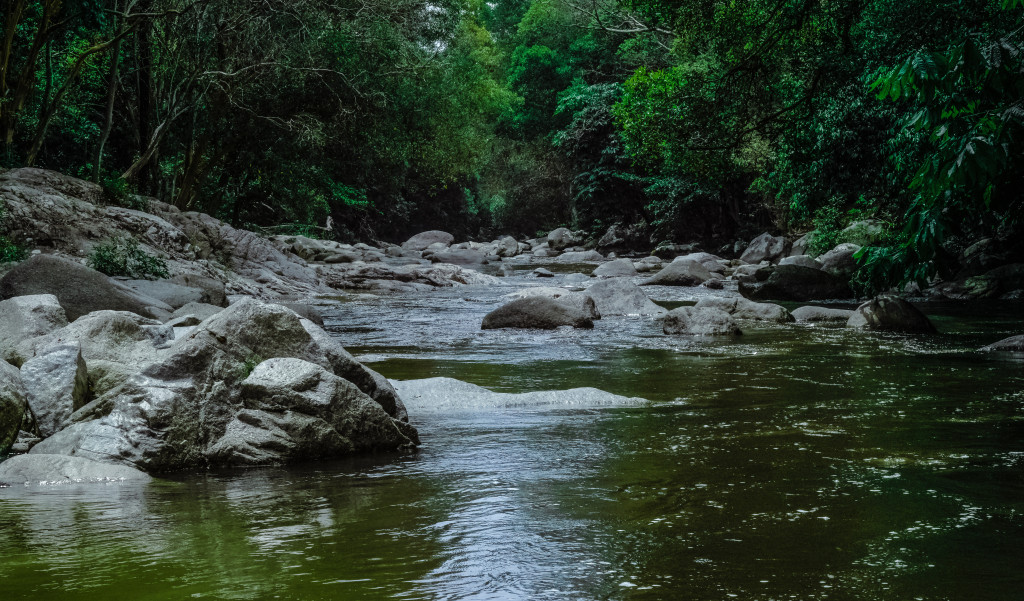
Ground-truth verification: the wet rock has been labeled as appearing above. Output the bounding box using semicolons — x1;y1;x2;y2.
0;361;29;454
0;294;68;364
0;454;152;484
430;249;489;267
694;296;793;322
739;265;853;301
673;252;726;274
818;243;862;278
278;302;324;326
585;278;666;316
495;236;520;257
482;297;594;330
593;258;638;278
506;287;601;320
740;233;792;264
532;268;555;278
0;254;172;320
641;260;713;287
663;307;742;336
981;335;1024;352
401;230;454;251
21;344;89;438
392;377;646;412
652;242;699;260
779;255;821;269
791;306;855;323
846;295;936;334
556;250;604;263
533;244;557;258
547;227;581;251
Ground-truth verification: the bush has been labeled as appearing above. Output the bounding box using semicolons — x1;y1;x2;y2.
88;237;169;280
0;237;26;263
101;176;149;212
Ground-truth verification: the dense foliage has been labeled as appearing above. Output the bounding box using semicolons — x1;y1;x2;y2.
1;0;1020;289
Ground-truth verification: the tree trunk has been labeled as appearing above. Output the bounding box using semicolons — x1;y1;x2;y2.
93;6;124;182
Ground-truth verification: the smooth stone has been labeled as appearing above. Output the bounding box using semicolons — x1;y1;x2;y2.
0;454;151;484
482;297;594;330
663;306;742;336
791;306;855;323
585;278;666;316
641;260;712;287
846;295;936;333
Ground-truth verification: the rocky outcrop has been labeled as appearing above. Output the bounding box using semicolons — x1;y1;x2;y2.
21;344;89;438
593;258;638;278
641;260;712;286
739;265;853;301
0;254;172;320
663;306;742;336
791;306;855;323
0;453;152;485
846;295;936;334
0;294;67;364
19;299;417;472
401;230;454;251
740;233;792;264
481;297;594;330
0;361;28;455
585;278;667;316
694;296;793;322
981;335;1024;352
392;377;646;412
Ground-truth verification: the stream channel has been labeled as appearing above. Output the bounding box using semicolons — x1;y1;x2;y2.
1;268;1023;600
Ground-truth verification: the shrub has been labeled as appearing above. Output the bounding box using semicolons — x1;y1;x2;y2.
88;236;169;279
101;176;149;212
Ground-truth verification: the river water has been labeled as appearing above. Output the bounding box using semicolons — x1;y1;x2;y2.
2;271;1023;600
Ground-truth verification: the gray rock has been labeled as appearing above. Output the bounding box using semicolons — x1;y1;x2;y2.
392;377;646;412
585;278;666;316
563;273;590;284
740;233;792;264
532;244;557;258
556;250;604;263
663;307;742;336
694;296;793;322
430;249;489;267
547;227;581;251
791;306;856;323
0;361;28;454
482;297;594;330
506;287;601;320
402;230;454;251
673;252;726;273
168;273;227;306
169;302;223;322
652;242;699;260
847;295;936;334
0;454;151;484
819;243;862;278
0;254;171;320
981;335;1024;352
641;260;713;287
790;233;814;257
277;302;324;326
593;258;638;278
495;236;519;257
0;294;68;365
205;358;417;465
119;279;205;310
533;268;555;278
779;254;821;269
21;344;89;437
739;265;853;301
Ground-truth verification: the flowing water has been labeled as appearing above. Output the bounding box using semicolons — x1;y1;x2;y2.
2;271;1023;600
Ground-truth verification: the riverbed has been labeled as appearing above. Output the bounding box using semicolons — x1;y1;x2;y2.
2;271;1022;600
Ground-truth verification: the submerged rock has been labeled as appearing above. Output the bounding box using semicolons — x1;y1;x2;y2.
694;296;793;322
981;335;1024;352
791;306;855;323
482;297;595;330
506;287;601;320
0;454;151;485
391;377;646;412
846;295;936;334
663;307;742;336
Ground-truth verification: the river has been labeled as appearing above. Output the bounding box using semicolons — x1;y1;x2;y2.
2;271;1022;600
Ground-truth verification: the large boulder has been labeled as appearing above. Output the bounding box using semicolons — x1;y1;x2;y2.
663;307;742;336
556;250;604;263
779;255;821;269
981;335;1024;352
641;260;713;286
818;243;862;278
0;254;172;320
30;300;419;471
585;278;666;316
739;265;853;301
430;249;489;267
0;454;152;485
0;361;29;454
593;258;638;278
494;236;519;258
482;297;594;330
846;295;936;334
791;306;855;323
790;233;814;257
206;359;417;465
0;294;68;364
673;252;726;274
547;227;581;251
21;344;89;437
694;296;793;322
740;233;792;264
401;230;454;251
505;288;601;320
